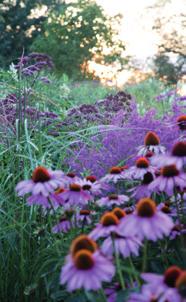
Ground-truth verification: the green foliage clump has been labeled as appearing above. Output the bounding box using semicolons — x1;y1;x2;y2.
32;0;125;78
0;0;54;67
154;54;185;85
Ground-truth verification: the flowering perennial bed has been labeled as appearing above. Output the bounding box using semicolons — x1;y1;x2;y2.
16;115;186;301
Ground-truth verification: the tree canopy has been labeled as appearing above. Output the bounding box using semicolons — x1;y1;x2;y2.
0;0;125;78
0;0;56;67
32;0;125;78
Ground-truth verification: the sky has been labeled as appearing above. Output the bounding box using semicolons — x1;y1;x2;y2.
97;0;158;61
96;0;185;62
88;0;185;85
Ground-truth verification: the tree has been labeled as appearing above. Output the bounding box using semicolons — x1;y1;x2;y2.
0;0;55;67
31;0;125;78
151;0;186;84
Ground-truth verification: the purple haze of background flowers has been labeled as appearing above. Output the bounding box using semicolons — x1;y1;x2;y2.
67;96;185;177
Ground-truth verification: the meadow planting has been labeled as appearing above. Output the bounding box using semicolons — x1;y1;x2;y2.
0;54;186;302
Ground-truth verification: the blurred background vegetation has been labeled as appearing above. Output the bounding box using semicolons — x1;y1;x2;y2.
0;0;125;79
0;0;185;84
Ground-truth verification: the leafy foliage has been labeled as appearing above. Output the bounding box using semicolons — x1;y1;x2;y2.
0;0;55;67
32;0;125;78
1;61;185;301
153;55;181;85
151;1;186;84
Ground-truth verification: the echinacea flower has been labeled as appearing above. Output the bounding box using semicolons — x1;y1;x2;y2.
105;283;121;302
119;198;174;241
101;208;142;258
75;209;93;226
16;166;65;207
130;172;154;200
171;141;186;168
129;285;182;302
86;175;97;183
101;166;128;184
177;115;186;131
101;232;141;259
127;157;155;180
70;235;98;256
157;202;172;215
170;224;186;240
60;250;115;291
151;141;186;169
49;187;66;209
149;164;186;196
112;207;127;220
96;194;129;208
60;183;91;208
64;172;81;185
176;271;186;299
128;287;162;302
52;216;72;233
141;266;183;302
137;131;166;156
76;178;103;196
89;212;120;240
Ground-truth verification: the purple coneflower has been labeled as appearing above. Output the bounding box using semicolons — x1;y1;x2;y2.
70;235;98;256
137;131;166;156
49;187;66;209
101;231;141;258
128;157;155;180
76;177;103;196
177;115;186;131
52;209;74;233
89;212;120;240
176;271;186;299
60;183;91;207
141;266;183;302
129;287;162;302
170;223;186;240
151;141;186;169
130;172;154;200
60;250;115;291
101;207;142;258
149;164;186;196
119;198;174;241
105;283;121;302
60;235;115;291
52;216;72;233
168;141;186;169
96;194;129;208
16;166;65;207
101;166;128;184
157;202;172;215
75;209;93;226
64;172;81;185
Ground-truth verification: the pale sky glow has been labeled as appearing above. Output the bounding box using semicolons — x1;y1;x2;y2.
89;0;185;85
33;0;185;85
97;0;158;60
96;0;185;61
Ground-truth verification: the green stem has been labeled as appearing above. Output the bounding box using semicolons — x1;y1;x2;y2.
129;256;140;286
115;250;125;289
142;240;148;272
20;200;25;287
99;288;108;302
174;190;182;224
111;235;125;289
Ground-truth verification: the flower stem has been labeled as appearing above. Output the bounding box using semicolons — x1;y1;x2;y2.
129;256;140;286
142;240;148;272
111;235;125;289
174;190;182;224
115;250;125;289
99;288;108;302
